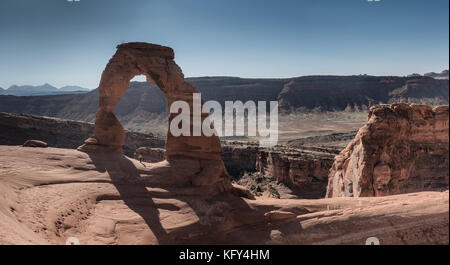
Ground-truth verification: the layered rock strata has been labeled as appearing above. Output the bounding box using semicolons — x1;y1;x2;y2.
326;103;449;197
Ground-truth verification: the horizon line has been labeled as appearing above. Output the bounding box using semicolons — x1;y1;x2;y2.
2;70;448;90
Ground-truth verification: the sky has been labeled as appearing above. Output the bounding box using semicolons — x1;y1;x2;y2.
0;0;448;89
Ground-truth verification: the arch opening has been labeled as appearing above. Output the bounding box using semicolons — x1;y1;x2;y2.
130;75;147;83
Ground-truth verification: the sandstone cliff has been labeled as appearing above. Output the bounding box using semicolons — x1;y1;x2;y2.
326;103;449;197
0;112;164;156
223;144;334;198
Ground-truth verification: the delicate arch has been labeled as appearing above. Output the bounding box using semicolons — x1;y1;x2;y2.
78;42;222;161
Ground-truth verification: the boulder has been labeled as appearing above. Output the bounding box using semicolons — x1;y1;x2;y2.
23;140;48;148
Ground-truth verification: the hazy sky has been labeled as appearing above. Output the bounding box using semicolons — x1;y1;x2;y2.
0;0;448;89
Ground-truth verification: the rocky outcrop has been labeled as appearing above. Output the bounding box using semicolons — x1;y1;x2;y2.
136;144;334;198
326;103;449;197
78;42;231;190
0;112;164;156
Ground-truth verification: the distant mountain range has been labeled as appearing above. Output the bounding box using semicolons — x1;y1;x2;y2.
424;70;449;80
1;70;446;97
0;74;448;130
0;83;90;96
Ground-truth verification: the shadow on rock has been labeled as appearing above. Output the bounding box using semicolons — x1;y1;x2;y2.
86;152;276;244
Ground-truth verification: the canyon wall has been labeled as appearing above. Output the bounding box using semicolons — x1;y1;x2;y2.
252;147;334;198
137;144;335;198
326;103;449;197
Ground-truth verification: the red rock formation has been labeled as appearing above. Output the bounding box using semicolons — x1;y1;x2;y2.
326;103;449;197
77;42;230;189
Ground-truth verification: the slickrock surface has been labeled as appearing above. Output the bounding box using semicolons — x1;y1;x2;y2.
78;42;230;189
0;112;164;156
0;146;448;245
327;103;449;198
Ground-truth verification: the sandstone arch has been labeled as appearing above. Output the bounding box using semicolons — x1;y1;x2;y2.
78;42;230;188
